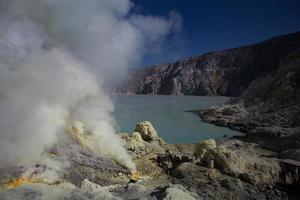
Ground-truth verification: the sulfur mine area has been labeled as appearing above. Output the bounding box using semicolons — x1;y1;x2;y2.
0;121;299;200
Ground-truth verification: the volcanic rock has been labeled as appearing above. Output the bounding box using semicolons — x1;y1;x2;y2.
198;48;300;155
161;184;199;200
194;139;281;185
134;121;165;144
118;31;300;97
1;121;298;199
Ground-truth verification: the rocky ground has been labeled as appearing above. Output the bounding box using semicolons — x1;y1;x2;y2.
190;49;300;199
196;49;300;155
0;121;299;199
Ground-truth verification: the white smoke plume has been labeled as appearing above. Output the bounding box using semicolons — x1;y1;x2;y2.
0;0;182;171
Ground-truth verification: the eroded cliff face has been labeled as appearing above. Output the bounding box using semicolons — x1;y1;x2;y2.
198;48;300;154
118;31;300;96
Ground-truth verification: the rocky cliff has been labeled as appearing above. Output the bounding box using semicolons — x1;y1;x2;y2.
118;31;300;96
197;48;300;156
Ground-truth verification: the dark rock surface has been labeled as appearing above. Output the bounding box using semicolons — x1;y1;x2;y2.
197;48;300;156
118;31;300;97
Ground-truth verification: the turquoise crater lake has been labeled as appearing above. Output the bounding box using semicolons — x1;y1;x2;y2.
112;95;241;144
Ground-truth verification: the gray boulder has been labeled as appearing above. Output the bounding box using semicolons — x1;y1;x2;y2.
134;121;165;144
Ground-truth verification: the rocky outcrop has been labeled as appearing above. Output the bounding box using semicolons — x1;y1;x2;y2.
120;121;165;153
118;31;300;96
197;49;300;154
134;121;163;143
194;139;281;185
172;162;290;200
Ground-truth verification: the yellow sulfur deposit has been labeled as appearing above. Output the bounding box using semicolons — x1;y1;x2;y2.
130;172;140;182
64;120;91;149
5;177;33;189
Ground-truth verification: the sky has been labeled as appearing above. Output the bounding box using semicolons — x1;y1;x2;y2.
133;0;300;66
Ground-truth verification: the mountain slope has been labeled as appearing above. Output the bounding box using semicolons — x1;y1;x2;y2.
118;31;300;96
197;48;300;154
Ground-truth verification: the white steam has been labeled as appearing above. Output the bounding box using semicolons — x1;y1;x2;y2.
0;0;182;171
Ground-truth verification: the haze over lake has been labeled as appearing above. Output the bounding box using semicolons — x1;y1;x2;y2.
113;95;241;143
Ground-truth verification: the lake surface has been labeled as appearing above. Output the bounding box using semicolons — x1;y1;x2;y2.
112;95;241;144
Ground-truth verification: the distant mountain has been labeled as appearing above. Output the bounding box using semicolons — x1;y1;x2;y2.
118;31;300;97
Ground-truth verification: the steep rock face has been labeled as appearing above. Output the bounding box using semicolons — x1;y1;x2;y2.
118;31;300;96
198;48;300;153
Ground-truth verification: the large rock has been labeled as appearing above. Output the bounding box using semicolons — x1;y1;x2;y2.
172;162;289;200
134;121;164;143
132;132;144;145
127;132;145;151
0;182;77;200
194;139;217;160
194;139;281;185
162;184;199;200
80;179;120;200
